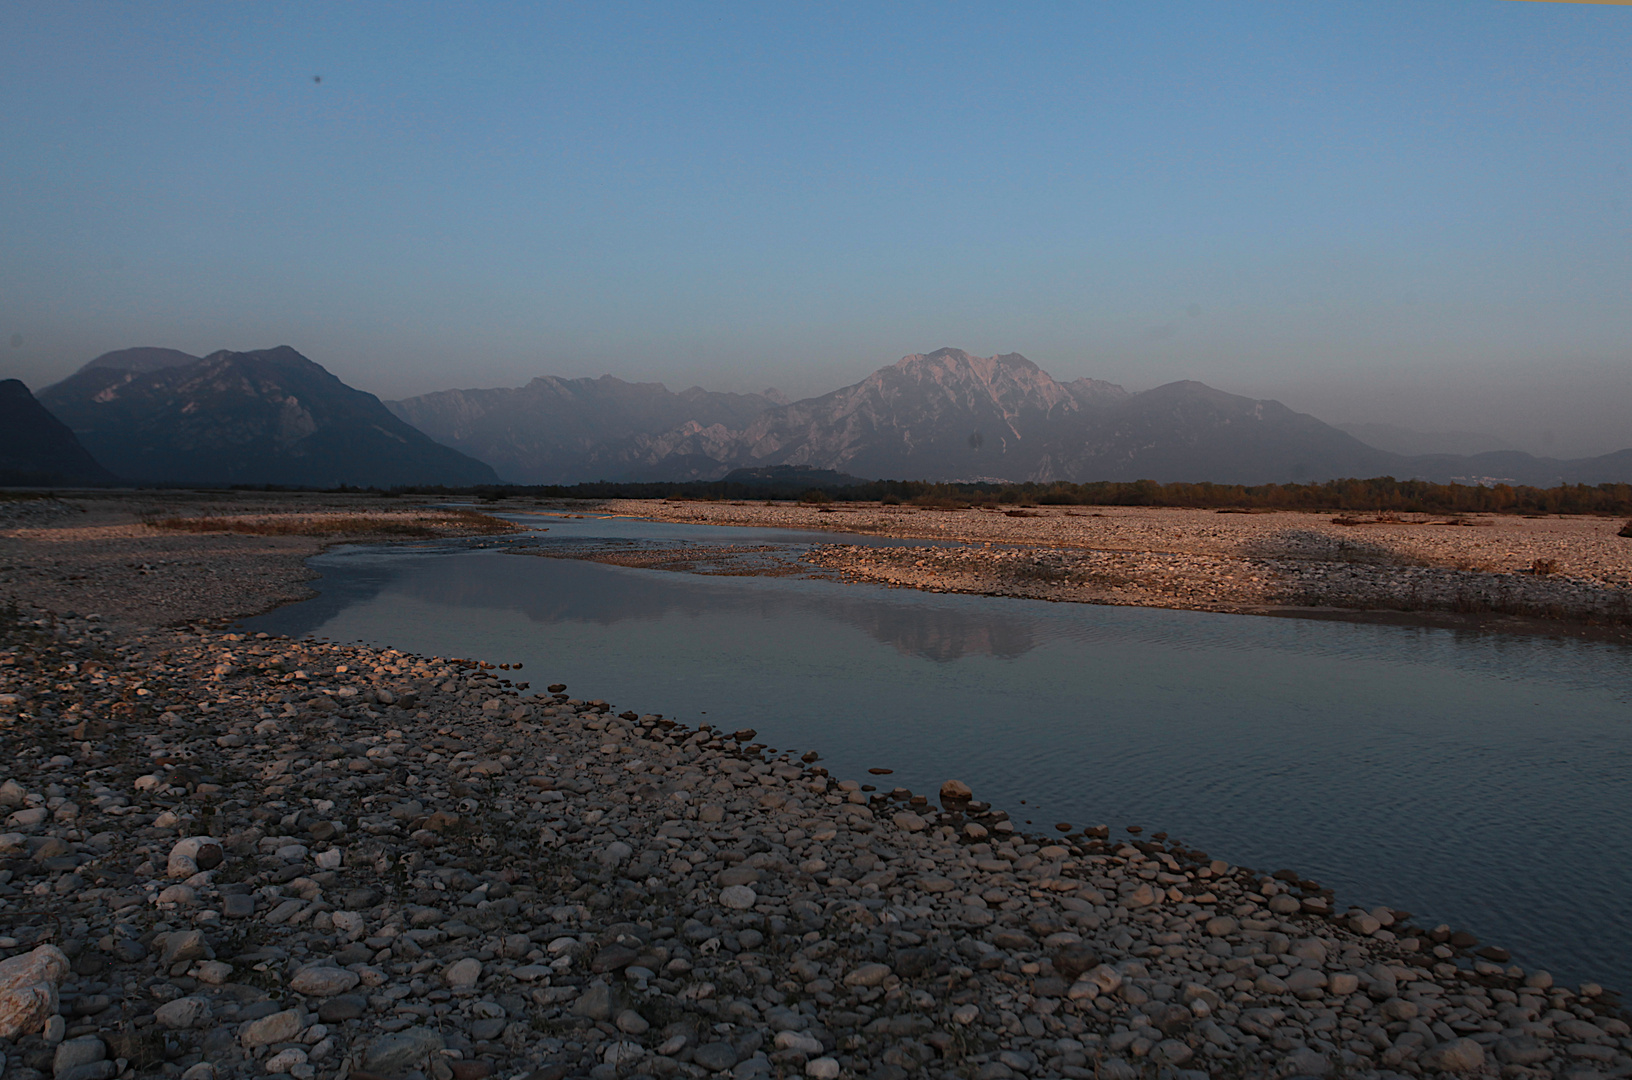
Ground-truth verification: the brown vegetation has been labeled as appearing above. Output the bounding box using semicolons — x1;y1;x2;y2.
143;507;515;537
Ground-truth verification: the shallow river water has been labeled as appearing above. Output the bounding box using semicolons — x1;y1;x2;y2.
242;513;1632;992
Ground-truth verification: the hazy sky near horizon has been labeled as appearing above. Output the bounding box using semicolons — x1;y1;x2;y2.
3;2;1630;456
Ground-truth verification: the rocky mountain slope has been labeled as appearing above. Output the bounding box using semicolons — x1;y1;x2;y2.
722;357;1402;485
1044;380;1401;485
0;379;118;485
718;350;1107;483
39;347;497;488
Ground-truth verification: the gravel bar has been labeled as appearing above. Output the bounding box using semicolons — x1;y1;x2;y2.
607;501;1632;638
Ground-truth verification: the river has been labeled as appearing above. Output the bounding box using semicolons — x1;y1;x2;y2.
242;512;1632;992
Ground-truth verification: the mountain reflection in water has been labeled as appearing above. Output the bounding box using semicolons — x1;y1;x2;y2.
396;553;1037;662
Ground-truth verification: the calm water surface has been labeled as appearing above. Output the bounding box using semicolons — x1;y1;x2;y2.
243;513;1632;991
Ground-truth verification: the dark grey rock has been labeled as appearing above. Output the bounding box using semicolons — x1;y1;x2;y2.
238;1001;286;1023
55;1064;115;1080
569;982;615;1022
364;1027;446;1075
110;938;147;963
469;1018;506;1041
159;931;207;967
317;996;367;1023
53;1037;106;1076
693;1043;738;1072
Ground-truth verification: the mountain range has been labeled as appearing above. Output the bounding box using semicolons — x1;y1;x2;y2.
385;376;789;485
389;348;1632;487
12;344;1631;489
37;346;497;488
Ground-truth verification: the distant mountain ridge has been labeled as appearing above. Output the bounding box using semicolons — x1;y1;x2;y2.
79;347;201;376
40;346;497;488
385;375;786;485
389;348;1425;485
1335;422;1518;458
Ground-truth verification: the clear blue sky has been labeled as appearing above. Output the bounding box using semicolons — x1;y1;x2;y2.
3;2;1629;454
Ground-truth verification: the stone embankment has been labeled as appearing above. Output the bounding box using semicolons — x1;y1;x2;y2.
1;606;1628;1080
612;501;1632;631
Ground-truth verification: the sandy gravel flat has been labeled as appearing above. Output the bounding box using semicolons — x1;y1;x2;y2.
603;500;1632;636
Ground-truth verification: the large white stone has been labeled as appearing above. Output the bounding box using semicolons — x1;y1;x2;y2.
289;966;360;997
774;1032;824;1055
842;963;890;988
0;945;69;1039
240;1008;302;1048
166;836;222;879
154;997;212;1030
442;958;482;989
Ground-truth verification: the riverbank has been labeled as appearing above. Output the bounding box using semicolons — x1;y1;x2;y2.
3;524;1629;1079
599;501;1632;640
0;491;517;631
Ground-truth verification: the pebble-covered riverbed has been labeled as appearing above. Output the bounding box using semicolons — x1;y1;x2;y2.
799;541;1632;625
2;606;1628;1080
613;502;1632;634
